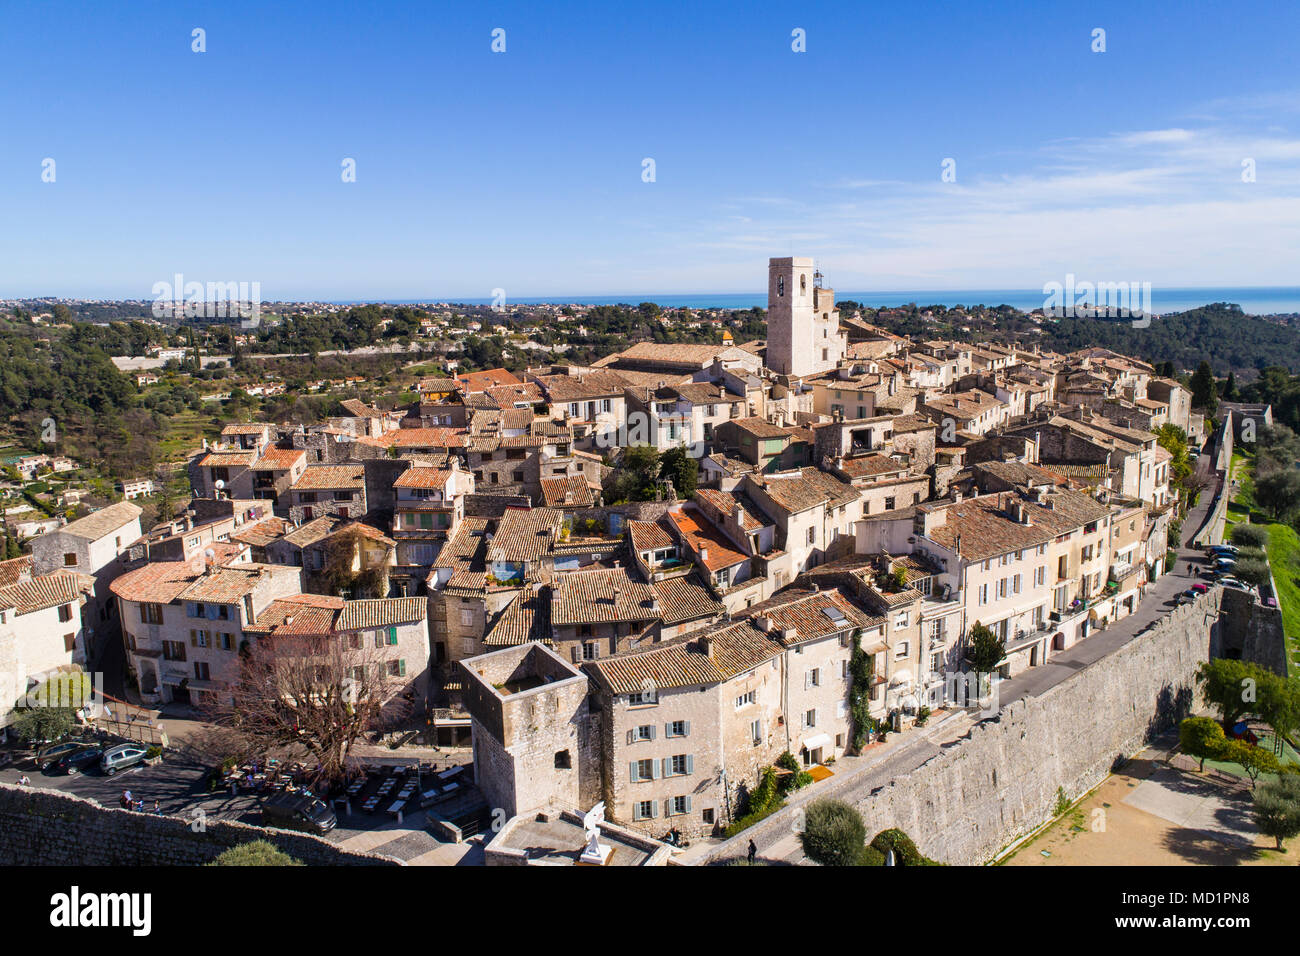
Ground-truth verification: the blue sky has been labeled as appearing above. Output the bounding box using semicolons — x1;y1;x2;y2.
2;0;1299;300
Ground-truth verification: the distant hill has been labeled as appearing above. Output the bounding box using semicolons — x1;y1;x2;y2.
1039;304;1300;376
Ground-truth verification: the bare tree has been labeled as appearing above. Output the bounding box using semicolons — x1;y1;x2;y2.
205;633;413;789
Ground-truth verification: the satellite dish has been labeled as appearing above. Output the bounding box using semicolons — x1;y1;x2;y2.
214;479;226;490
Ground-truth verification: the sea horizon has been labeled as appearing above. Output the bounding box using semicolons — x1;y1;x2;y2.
317;286;1300;316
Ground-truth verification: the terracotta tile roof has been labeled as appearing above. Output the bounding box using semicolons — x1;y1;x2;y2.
836;454;908;480
729;416;788;439
283;515;345;547
0;555;34;588
584;619;779;695
229;517;291;548
360;427;465;449
291;465;365;491
741;588;877;645
539;476;594;508
488;507;563;563
456;368;522;393
924;488;1110;561
252;447;307;470
53;501;142;541
485;383;544;409
318;521;395;549
693;488;768;530
533;371;629;402
337;597;426;631
923;389;1005;418
339;398;383;418
198;451;257;468
665;506;748;571
671;381;729;406
221;423;269;435
247;598;341;637
551;566;659;625
393;467;454;490
0;571;86;615
484;587;552;646
653;574;725;625
750;467;858;515
627;518;674;554
179;565;287;603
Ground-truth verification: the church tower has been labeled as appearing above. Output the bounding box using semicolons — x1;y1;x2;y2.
767;256;844;378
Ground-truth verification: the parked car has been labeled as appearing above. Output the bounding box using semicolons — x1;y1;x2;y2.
1207;544;1239;556
99;743;148;776
35;739;92;771
53;745;104;775
1217;576;1250;591
1213;557;1237;571
1188;582;1209;594
261;792;337;835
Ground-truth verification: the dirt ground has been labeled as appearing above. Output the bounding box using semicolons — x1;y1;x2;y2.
1003;753;1296;866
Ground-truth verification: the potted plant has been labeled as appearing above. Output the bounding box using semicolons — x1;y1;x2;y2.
143;745;164;766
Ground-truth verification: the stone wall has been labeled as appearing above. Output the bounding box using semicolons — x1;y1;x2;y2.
701;591;1219;866
1216;587;1287;676
0;783;401;866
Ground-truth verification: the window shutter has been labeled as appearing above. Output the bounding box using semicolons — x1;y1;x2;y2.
651;759;660;780
804;671;809;689
651;801;658;818
398;659;406;677
684;795;692;813
661;758;670;778
685;754;694;775
571;646;581;663
627;730;634;746
388;626;397;645
633;803;643;821
683;720;690;736
629;761;639;783
375;633;383;648
189;630;198;647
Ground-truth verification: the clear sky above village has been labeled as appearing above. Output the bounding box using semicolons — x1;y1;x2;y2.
2;0;1299;300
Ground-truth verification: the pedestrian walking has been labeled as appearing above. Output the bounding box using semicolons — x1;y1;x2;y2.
747;839;757;865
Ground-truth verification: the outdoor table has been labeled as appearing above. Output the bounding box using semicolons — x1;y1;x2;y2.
387;800;405;815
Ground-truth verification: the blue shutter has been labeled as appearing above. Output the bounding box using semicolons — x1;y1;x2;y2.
661;758;670;778
683;795;692;813
683;720;690;737
685;754;694;775
629;761;639;783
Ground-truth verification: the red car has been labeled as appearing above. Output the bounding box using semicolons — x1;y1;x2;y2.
1188;583;1209;594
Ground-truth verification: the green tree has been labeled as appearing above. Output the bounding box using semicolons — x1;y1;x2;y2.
658;445;698;499
964;621;1005;675
1252;775;1300;851
1255;469;1300;521
11;705;76;743
1221;739;1279;787
800;799;868;866
1196;659;1267;731
208;840;303;866
1190;360;1218;415
1179;716;1227;772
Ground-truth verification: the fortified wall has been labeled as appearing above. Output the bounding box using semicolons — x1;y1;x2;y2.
704;591;1219;866
0;783;401;866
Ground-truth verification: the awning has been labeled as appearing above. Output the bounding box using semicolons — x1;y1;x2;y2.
801;733;831;752
160;673;188;687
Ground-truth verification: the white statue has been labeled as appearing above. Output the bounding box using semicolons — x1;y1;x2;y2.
579;801;611;864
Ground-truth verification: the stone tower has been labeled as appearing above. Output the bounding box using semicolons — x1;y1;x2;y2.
766;256;844;378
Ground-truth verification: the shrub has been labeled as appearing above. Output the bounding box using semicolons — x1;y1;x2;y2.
800;799;867;866
1231;523;1270;548
1179;716;1227;772
1253;774;1300;850
915;705;931;727
870;828;939;865
209;840;303;866
1233;557;1271;587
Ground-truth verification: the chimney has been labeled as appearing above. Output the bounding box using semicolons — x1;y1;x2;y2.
733;504;745;525
698;636;714;658
699;546;709;563
612;587;621;603
755;616;772;633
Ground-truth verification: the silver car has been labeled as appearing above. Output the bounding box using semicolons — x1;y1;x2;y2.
99;743;147;776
